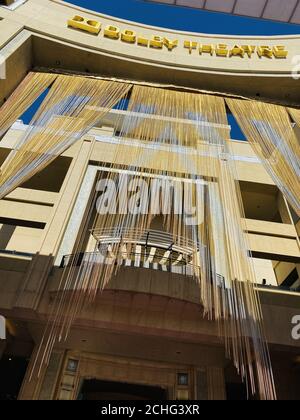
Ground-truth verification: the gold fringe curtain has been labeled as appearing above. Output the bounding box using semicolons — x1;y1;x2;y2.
0;72;57;138
0;74;131;199
31;85;276;400
227;98;300;216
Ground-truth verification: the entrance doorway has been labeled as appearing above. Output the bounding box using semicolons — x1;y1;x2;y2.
78;379;168;400
0;355;29;400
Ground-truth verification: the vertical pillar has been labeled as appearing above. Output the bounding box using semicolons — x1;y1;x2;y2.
39;138;94;257
13;138;94;311
18;344;48;400
195;368;208;400
14;254;53;310
207;366;226;400
19;345;65;400
277;193;292;224
55;350;81;400
38;350;65;400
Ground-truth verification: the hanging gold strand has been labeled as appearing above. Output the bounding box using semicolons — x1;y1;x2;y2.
0;74;132;199
227;98;300;216
0;72;57;138
27;83;276;400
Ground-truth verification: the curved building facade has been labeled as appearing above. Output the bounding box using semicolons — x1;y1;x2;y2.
0;0;299;400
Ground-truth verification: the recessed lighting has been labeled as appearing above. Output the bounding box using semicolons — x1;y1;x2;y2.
67;359;79;372
177;373;189;386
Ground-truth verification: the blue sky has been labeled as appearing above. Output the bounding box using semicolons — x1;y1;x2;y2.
22;0;300;140
69;0;300;36
21;90;246;140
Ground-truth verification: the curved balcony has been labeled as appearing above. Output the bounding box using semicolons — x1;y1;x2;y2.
60;227;300;293
54;227;300;306
61;228;198;276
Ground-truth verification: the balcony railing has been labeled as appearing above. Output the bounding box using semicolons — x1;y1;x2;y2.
61;250;197;276
256;283;300;293
91;228;196;254
0;249;34;258
61;228;201;277
60;228;300;294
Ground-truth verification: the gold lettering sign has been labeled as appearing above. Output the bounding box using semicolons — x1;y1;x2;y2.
104;25;120;39
121;30;136;43
67;16;288;59
242;45;256;58
229;45;245;58
216;44;228;57
199;44;214;55
164;38;178;51
273;45;288;58
184;40;197;54
137;36;149;47
150;36;164;49
257;45;273;58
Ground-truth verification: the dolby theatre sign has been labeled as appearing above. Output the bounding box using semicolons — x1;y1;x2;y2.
67;15;288;60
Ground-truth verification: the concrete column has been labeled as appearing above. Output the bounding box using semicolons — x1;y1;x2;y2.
277;193;292;224
207;366;226;400
18;344;48;400
38;350;64;400
39;138;94;257
14;138;94;311
14;254;53;310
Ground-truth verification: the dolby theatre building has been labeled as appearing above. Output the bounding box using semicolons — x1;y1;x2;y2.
0;0;299;401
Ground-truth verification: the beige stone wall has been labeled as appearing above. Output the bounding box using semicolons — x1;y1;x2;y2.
24;347;225;400
0;0;297;75
0;124;299;317
1;122;298;266
0;0;299;400
0;0;300;104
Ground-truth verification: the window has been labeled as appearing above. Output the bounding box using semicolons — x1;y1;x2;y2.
240;181;286;223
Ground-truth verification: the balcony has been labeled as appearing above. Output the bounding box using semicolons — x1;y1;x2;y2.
61;228;199;277
59;224;300;296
